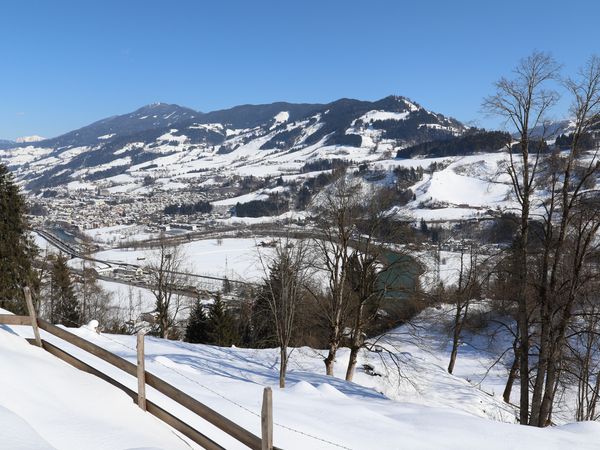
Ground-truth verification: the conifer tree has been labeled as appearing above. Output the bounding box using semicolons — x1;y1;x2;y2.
207;293;237;346
251;289;277;347
185;299;209;343
0;164;37;314
51;254;80;326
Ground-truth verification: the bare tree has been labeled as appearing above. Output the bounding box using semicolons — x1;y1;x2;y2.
146;235;188;338
483;51;561;424
35;248;56;319
485;248;521;403
79;233;95;321
447;243;481;374
312;175;362;376
77;274;113;325
258;237;312;388
565;288;600;422
343;188;407;382
528;55;600;427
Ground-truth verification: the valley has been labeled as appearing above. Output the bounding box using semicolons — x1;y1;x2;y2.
2;88;600;450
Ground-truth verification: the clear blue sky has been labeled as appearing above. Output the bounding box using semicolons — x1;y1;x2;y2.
1;0;598;140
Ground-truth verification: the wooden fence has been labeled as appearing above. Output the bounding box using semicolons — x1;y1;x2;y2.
0;310;278;450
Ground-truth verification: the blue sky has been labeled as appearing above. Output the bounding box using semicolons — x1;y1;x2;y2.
1;0;598;139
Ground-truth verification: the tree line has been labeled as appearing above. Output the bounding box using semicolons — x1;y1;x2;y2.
164;200;213;216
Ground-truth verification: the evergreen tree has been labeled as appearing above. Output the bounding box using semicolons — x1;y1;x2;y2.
296;186;312;209
185;299;209;343
234;297;254;347
206;293;238;346
51;254;80;326
250;288;277;347
0;164;37;314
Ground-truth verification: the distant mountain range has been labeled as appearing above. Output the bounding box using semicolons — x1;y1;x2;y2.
15;135;45;143
0;95;473;191
1;136;45;148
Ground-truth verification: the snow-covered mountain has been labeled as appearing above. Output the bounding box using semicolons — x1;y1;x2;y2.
0;96;469;191
15;135;45;143
524;117;600;140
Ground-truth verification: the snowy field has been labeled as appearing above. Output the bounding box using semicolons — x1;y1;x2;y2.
97;279;158;315
3;305;600;449
414;248;470;289
84;224;190;246
93;237;279;282
0;315;192;450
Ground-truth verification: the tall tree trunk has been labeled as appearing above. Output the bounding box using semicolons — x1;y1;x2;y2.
324;339;338;376
517;202;530;425
325;287;345;376
588;372;600;420
161;317;169;338
345;321;363;382
345;345;359;382
448;249;467;375
345;302;365;382
503;345;520;403
448;303;466;374
530;204;556;426
279;346;288;388
539;330;565;424
542;363;562;426
530;311;550;426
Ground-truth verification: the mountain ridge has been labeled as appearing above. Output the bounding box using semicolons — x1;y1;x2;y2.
0;95;472;191
0;139;15;149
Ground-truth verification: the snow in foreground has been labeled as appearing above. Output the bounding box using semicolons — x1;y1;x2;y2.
2;308;600;449
0;324;190;450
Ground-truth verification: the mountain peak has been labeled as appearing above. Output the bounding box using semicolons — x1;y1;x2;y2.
374;95;422;112
133;102;197;116
381;94;408;102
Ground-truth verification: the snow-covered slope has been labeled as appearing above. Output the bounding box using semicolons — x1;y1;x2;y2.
4;307;600;450
379;152;516;221
0;321;193;450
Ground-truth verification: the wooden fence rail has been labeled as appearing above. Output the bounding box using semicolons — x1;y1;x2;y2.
26;337;226;450
0;314;31;326
2;314;277;450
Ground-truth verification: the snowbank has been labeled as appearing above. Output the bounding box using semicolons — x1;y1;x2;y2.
0;326;191;450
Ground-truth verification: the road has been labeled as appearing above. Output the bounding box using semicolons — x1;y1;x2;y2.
34;228;254;297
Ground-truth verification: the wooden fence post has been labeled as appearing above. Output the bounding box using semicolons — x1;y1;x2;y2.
261;387;273;450
23;287;42;347
137;331;147;411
